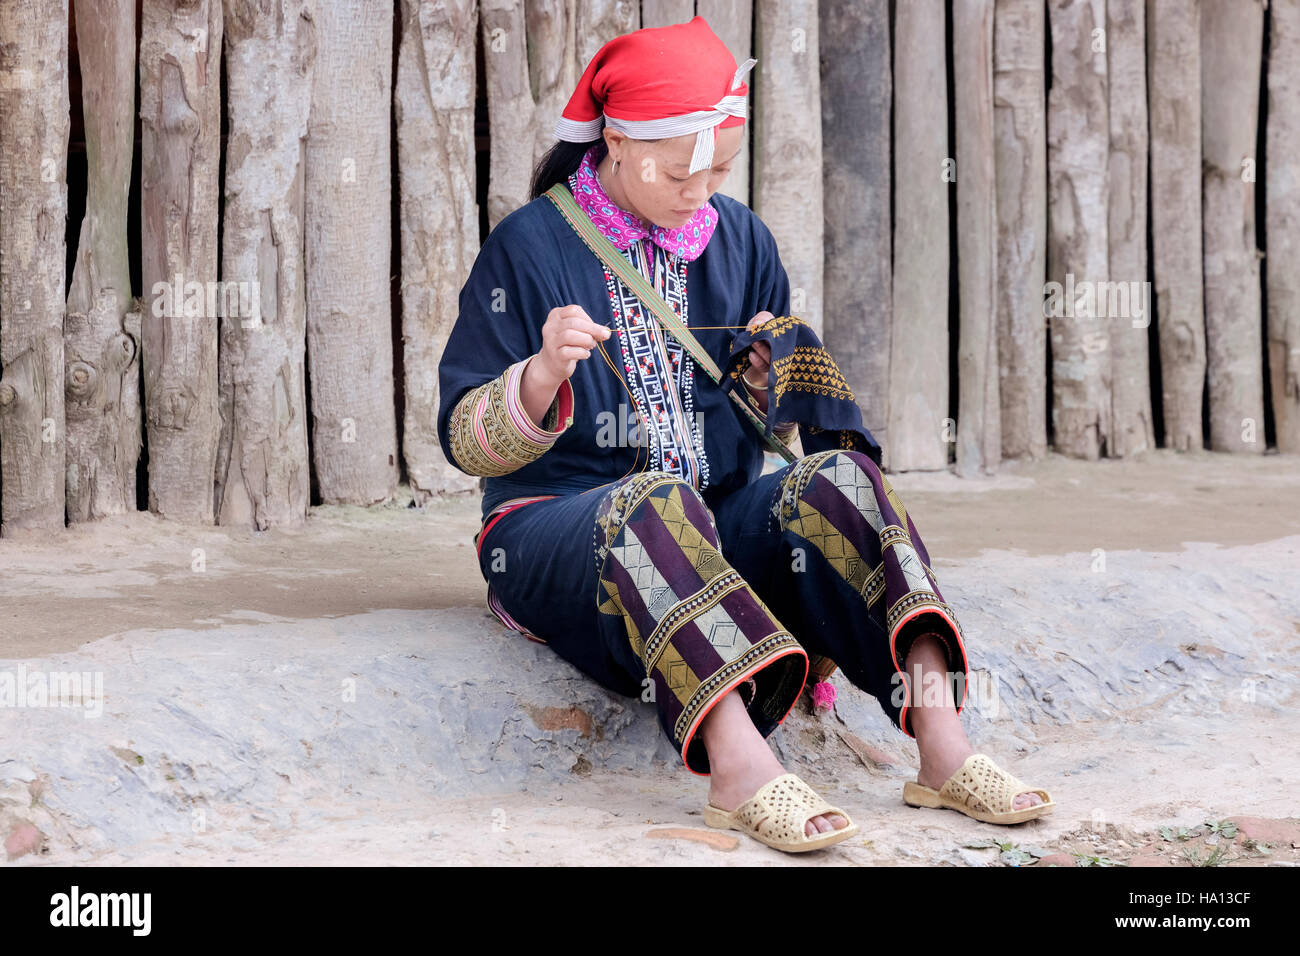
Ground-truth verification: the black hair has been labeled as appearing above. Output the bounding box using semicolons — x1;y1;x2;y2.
528;133;667;200
529;138;604;200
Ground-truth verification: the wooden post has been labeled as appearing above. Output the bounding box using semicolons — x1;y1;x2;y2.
523;1;578;176
993;0;1047;461
1047;0;1109;459
1147;0;1205;452
482;0;536;226
954;0;1000;477
574;0;638;72
888;0;949;471
215;0;315;529
640;0;692;28
1268;0;1300;453
305;1;400;503
139;0;223;521
66;0;141;522
397;0;482;503
754;0;824;335
0;0;69;535
821;0;891;456
1201;0;1266;453
697;0;754;205
1107;0;1155;457
482;0;580;227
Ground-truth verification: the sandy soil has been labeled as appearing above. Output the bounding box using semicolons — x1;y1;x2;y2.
1;448;1298;866
4;449;1298;658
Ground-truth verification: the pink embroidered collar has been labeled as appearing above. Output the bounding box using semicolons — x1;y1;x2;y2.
569;144;718;262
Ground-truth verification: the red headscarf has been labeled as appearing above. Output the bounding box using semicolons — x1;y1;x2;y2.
554;15;756;174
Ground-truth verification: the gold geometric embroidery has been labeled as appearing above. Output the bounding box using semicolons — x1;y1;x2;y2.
673;633;803;744
886;593;966;652
784;497;885;606
770;344;857;405
881;473;909;530
597;577;642;658
648;486;723;573
642;569;749;675
593;472;681;574
775;449;839;525
658;640;700;708
445;365;567;476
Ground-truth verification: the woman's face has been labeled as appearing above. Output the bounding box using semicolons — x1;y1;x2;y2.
604;125;744;229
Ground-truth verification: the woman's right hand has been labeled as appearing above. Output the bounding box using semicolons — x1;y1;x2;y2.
534;304;612;386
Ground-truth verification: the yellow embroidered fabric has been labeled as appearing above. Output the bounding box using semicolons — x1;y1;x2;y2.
724;315;882;464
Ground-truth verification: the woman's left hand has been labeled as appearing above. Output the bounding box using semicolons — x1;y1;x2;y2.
739;311;773;377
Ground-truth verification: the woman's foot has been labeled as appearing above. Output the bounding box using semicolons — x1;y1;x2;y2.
700;689;850;837
906;633;1043;811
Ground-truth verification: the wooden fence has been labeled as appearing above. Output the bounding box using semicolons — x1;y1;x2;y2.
0;0;1294;537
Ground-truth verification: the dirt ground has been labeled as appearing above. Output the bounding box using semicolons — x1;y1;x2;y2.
5;448;1298;657
2;448;1298;866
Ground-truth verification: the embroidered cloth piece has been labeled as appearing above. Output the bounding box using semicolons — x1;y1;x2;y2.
722;315;884;465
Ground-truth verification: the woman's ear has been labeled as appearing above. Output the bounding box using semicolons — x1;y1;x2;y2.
603;128;628;162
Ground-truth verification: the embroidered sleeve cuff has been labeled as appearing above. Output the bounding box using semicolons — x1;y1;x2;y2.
509;355;574;441
445;357;574;476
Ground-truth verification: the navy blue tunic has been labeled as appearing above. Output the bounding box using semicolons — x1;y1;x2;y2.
436;184;791;519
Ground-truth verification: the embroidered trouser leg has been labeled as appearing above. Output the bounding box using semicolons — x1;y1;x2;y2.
478;471;808;776
711;449;970;737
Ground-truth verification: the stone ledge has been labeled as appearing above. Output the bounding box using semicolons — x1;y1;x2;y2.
3;536;1296;861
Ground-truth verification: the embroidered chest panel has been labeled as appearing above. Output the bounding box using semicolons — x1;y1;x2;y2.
600;238;711;492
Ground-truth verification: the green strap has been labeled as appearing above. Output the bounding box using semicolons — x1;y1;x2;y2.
544;183;795;463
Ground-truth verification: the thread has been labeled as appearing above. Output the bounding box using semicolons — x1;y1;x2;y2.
585;318;768;483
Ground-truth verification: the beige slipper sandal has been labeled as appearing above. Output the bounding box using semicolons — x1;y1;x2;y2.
902;753;1055;825
703;773;860;852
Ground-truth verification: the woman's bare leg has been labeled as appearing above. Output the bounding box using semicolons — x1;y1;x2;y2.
698;631;1040;838
699;690;849;836
906;633;1042;809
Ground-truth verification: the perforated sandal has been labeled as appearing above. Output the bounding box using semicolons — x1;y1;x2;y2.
703;773;859;853
902;753;1055;825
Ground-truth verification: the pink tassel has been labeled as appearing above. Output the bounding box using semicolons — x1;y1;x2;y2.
812;680;837;710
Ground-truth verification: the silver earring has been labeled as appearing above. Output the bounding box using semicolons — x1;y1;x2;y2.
612;159;620;175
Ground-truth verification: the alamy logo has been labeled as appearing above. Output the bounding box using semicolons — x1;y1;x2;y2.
151;273;262;327
1042;272;1152;328
0;665;103;719
49;886;151;936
